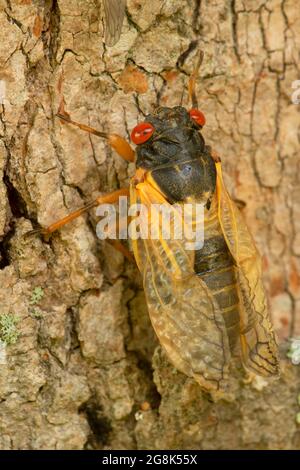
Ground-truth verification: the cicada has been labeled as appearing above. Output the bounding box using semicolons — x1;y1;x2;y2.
29;54;280;392
103;0;126;46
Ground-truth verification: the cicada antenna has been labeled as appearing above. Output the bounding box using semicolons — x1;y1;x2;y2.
133;93;146;118
188;50;204;109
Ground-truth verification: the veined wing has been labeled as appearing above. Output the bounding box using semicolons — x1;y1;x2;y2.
215;162;280;377
130;177;231;392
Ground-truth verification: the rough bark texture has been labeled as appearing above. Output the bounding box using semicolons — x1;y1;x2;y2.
0;0;300;450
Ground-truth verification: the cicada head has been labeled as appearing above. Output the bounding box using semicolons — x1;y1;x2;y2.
133;106;204;169
132;106;216;205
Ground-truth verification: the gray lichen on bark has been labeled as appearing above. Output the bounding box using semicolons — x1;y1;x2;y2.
0;0;300;449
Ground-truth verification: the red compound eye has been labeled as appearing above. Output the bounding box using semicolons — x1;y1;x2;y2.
131;122;154;145
189;108;206;127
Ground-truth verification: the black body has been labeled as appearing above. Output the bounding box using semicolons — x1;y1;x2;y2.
136;106;240;352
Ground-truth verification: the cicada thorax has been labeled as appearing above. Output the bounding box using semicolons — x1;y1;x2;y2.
195;193;240;353
148;152;216;206
135;107;217;206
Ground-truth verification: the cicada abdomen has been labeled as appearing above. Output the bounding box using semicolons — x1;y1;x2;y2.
195;193;241;353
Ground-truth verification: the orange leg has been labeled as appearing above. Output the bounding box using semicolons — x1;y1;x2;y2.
106;239;135;263
57;113;135;163
27;188;129;237
27;188;135;262
98;207;135;262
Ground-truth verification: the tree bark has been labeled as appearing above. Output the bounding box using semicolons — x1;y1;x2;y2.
0;0;300;450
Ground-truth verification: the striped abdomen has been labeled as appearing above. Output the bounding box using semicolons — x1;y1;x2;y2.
194;196;240;352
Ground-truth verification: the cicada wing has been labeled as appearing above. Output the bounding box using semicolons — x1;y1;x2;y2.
130;180;231;392
216;162;280;377
103;0;126;46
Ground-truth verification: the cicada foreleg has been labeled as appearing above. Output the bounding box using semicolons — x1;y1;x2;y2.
27;190;133;260
57;113;135;163
27;188;129;237
26;188;134;261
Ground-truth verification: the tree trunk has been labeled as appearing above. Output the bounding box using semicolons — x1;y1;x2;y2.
0;0;300;450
